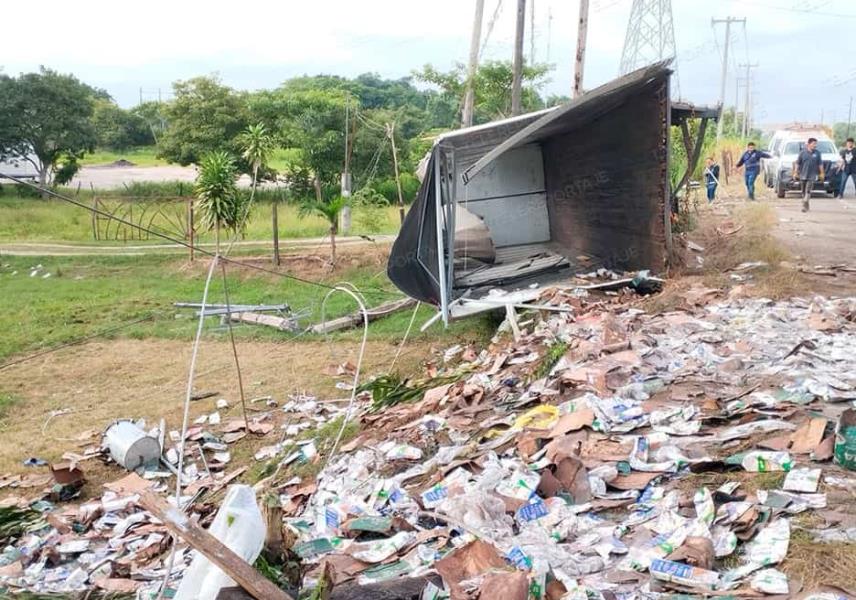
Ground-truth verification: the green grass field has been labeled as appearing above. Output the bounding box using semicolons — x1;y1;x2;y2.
0;254;493;363
0;197;402;243
79;146;166;167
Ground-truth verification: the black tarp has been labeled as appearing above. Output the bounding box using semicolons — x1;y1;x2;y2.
387;153;441;305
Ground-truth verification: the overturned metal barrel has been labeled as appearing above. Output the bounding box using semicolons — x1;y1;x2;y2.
103;420;161;470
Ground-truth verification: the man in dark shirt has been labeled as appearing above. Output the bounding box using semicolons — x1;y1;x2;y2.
736;142;771;201
703;157;720;203
794;137;824;212
838;137;856;199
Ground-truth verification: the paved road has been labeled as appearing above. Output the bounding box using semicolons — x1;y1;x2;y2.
71;165;264;189
0;235;395;256
772;192;856;266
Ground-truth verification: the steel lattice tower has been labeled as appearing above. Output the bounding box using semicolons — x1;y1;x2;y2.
619;0;677;75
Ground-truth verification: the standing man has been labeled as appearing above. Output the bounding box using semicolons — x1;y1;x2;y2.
735;142;771;201
838;137;856;199
703;157;720;203
794;137;824;213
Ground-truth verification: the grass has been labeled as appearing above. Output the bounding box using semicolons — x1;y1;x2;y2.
672;470;785;494
781;528;856;592
0;393;16;420
247;416;361;484
0;196;403;243
0;251;493;474
0;253;492;363
79;146;166;167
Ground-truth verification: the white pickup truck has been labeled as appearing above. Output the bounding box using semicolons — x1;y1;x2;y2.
772;137;839;198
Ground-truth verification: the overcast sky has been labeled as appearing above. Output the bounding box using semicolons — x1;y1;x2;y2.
3;0;855;127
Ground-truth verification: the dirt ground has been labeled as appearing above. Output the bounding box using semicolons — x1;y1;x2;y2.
691;174;856;297
0;337;436;476
73;165;265;189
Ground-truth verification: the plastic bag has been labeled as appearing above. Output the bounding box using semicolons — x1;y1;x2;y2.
174;485;265;600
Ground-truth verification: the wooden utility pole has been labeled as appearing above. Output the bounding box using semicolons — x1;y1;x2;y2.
462;0;485;128
738;62;758;138
386;122;406;224
340;99;352;234
511;0;526;116
529;0;536;62
712;17;746;140
573;0;590;98
847;96;853;138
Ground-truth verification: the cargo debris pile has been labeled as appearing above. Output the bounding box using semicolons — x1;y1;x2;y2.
1;285;856;599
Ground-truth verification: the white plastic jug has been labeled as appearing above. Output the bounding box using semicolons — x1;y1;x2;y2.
174;485;266;600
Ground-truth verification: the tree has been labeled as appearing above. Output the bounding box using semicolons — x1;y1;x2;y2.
92;99;154;150
276;89;348;202
132;101;168;144
299;196;348;264
195;151;241;255
414;60;552;125
0;68;97;188
238;123;278;263
238;123;275;203
158;76;249;167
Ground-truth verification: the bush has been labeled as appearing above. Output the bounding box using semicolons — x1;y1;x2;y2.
352;187;391;234
374;173;420;205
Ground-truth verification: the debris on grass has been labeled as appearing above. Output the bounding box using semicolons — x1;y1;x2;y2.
4;281;856;598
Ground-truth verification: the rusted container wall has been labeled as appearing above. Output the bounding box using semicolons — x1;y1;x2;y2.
542;77;669;272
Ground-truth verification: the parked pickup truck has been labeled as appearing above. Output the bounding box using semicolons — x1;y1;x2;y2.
773;138;839;198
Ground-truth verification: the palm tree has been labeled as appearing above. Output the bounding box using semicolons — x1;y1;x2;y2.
239;123;275;204
299;196;349;265
195;151;239;255
238;123;278;263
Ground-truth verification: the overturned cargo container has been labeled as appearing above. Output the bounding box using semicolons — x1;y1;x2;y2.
388;63;712;323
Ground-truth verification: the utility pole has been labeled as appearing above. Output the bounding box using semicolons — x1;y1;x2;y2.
386;122;406;224
573;0;590;98
340;99;352;234
462;0;485;128
511;0;526;116
847;96;853;138
530;0;536;63
738;62;758;138
712;17;746;140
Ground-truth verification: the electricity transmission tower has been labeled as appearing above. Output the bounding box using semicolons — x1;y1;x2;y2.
619;0;677;75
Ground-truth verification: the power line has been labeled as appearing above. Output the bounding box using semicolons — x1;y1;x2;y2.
0;314;156;371
711;16;746;140
738;0;856;19
0;174;396;299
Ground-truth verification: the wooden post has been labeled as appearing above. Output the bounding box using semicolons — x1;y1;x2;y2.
272;198;280;266
188;200;195;262
91;196;99;241
462;0;485;127
573;0;590;98
137;491;293;600
511;0;526;116
387;122;406;224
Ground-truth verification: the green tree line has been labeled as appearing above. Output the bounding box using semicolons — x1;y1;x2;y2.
0;63;556;205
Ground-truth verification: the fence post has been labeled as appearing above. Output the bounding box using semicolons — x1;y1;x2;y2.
91;196;98;241
272;198;280;266
188;199;195;262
